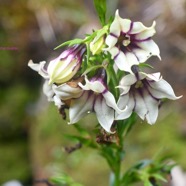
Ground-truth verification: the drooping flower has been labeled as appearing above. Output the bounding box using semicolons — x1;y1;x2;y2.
105;10;160;73
28;59;83;109
47;44;86;84
116;68;182;124
68;69;123;133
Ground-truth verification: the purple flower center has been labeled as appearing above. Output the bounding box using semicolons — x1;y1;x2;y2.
115;32;140;54
116;33;131;47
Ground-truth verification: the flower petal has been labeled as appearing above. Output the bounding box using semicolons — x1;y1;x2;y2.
94;96;114;133
148;79;182;100
116;93;134;120
119;73;137;86
43;80;54;101
132;21;156;38
78;75;106;93
135;91;159;124
117;85;130;95
134;92;148;120
108;46;119;59
69;92;94;124
48;56;79;84
135;39;161;59
53;83;83;100
103;91;124;113
132;48;152;62
119;18;132;33
109;10;122;36
114;50;132;72
28;60;48;79
53;95;64;108
145;72;161;82
128;21;148;34
143;92;159;124
105;34;118;49
125;52;139;70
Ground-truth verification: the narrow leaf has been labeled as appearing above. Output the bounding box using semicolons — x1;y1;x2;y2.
54;38;83;50
93;0;107;26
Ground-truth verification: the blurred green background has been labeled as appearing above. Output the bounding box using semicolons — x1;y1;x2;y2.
0;0;185;185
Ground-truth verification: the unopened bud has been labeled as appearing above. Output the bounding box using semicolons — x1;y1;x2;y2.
47;45;86;84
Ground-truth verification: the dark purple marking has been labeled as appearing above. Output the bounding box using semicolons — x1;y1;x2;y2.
102;89;108;94
143;79;159;101
132;37;151;42
127;21;134;34
131;92;136;112
114;51;120;60
110;33;118;38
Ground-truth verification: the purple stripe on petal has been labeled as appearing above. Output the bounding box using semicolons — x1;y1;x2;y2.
137;87;144;98
143;80;159;101
110;33;118;38
102;89;108;94
132;92;136;112
92;93;97;110
145;82;160;101
127;21;133;34
114;51;120;60
132;37;151;42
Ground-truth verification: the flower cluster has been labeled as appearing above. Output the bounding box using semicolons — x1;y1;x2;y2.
28;10;181;133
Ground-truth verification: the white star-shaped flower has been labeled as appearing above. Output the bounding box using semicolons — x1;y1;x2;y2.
105;10;161;73
116;72;182;124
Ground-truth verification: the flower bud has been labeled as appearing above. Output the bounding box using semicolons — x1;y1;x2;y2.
48;44;86;84
90;36;105;55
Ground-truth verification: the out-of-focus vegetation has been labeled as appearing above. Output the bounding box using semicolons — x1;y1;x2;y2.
0;0;185;186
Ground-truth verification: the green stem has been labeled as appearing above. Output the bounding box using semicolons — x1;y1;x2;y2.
110;129;124;186
108;63;120;100
114;160;121;186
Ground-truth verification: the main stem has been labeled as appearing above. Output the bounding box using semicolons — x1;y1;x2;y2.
113;153;121;186
111;130;124;186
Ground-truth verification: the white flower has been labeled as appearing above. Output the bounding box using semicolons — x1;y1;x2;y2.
116;71;182;124
53;81;83;101
105;10;160;73
47;44;86;84
28;60;48;79
171;166;186;186
43;79;84;109
68;72;123;133
28;60;83;108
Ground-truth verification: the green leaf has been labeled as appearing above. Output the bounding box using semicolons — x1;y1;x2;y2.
54;38;83;50
93;0;107;26
139;63;154;69
82;65;103;76
152;174;167;182
144;180;153;186
50;175;83;186
50;175;72;185
65;135;97;148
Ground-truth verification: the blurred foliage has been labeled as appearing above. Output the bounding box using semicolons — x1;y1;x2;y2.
0;0;186;185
